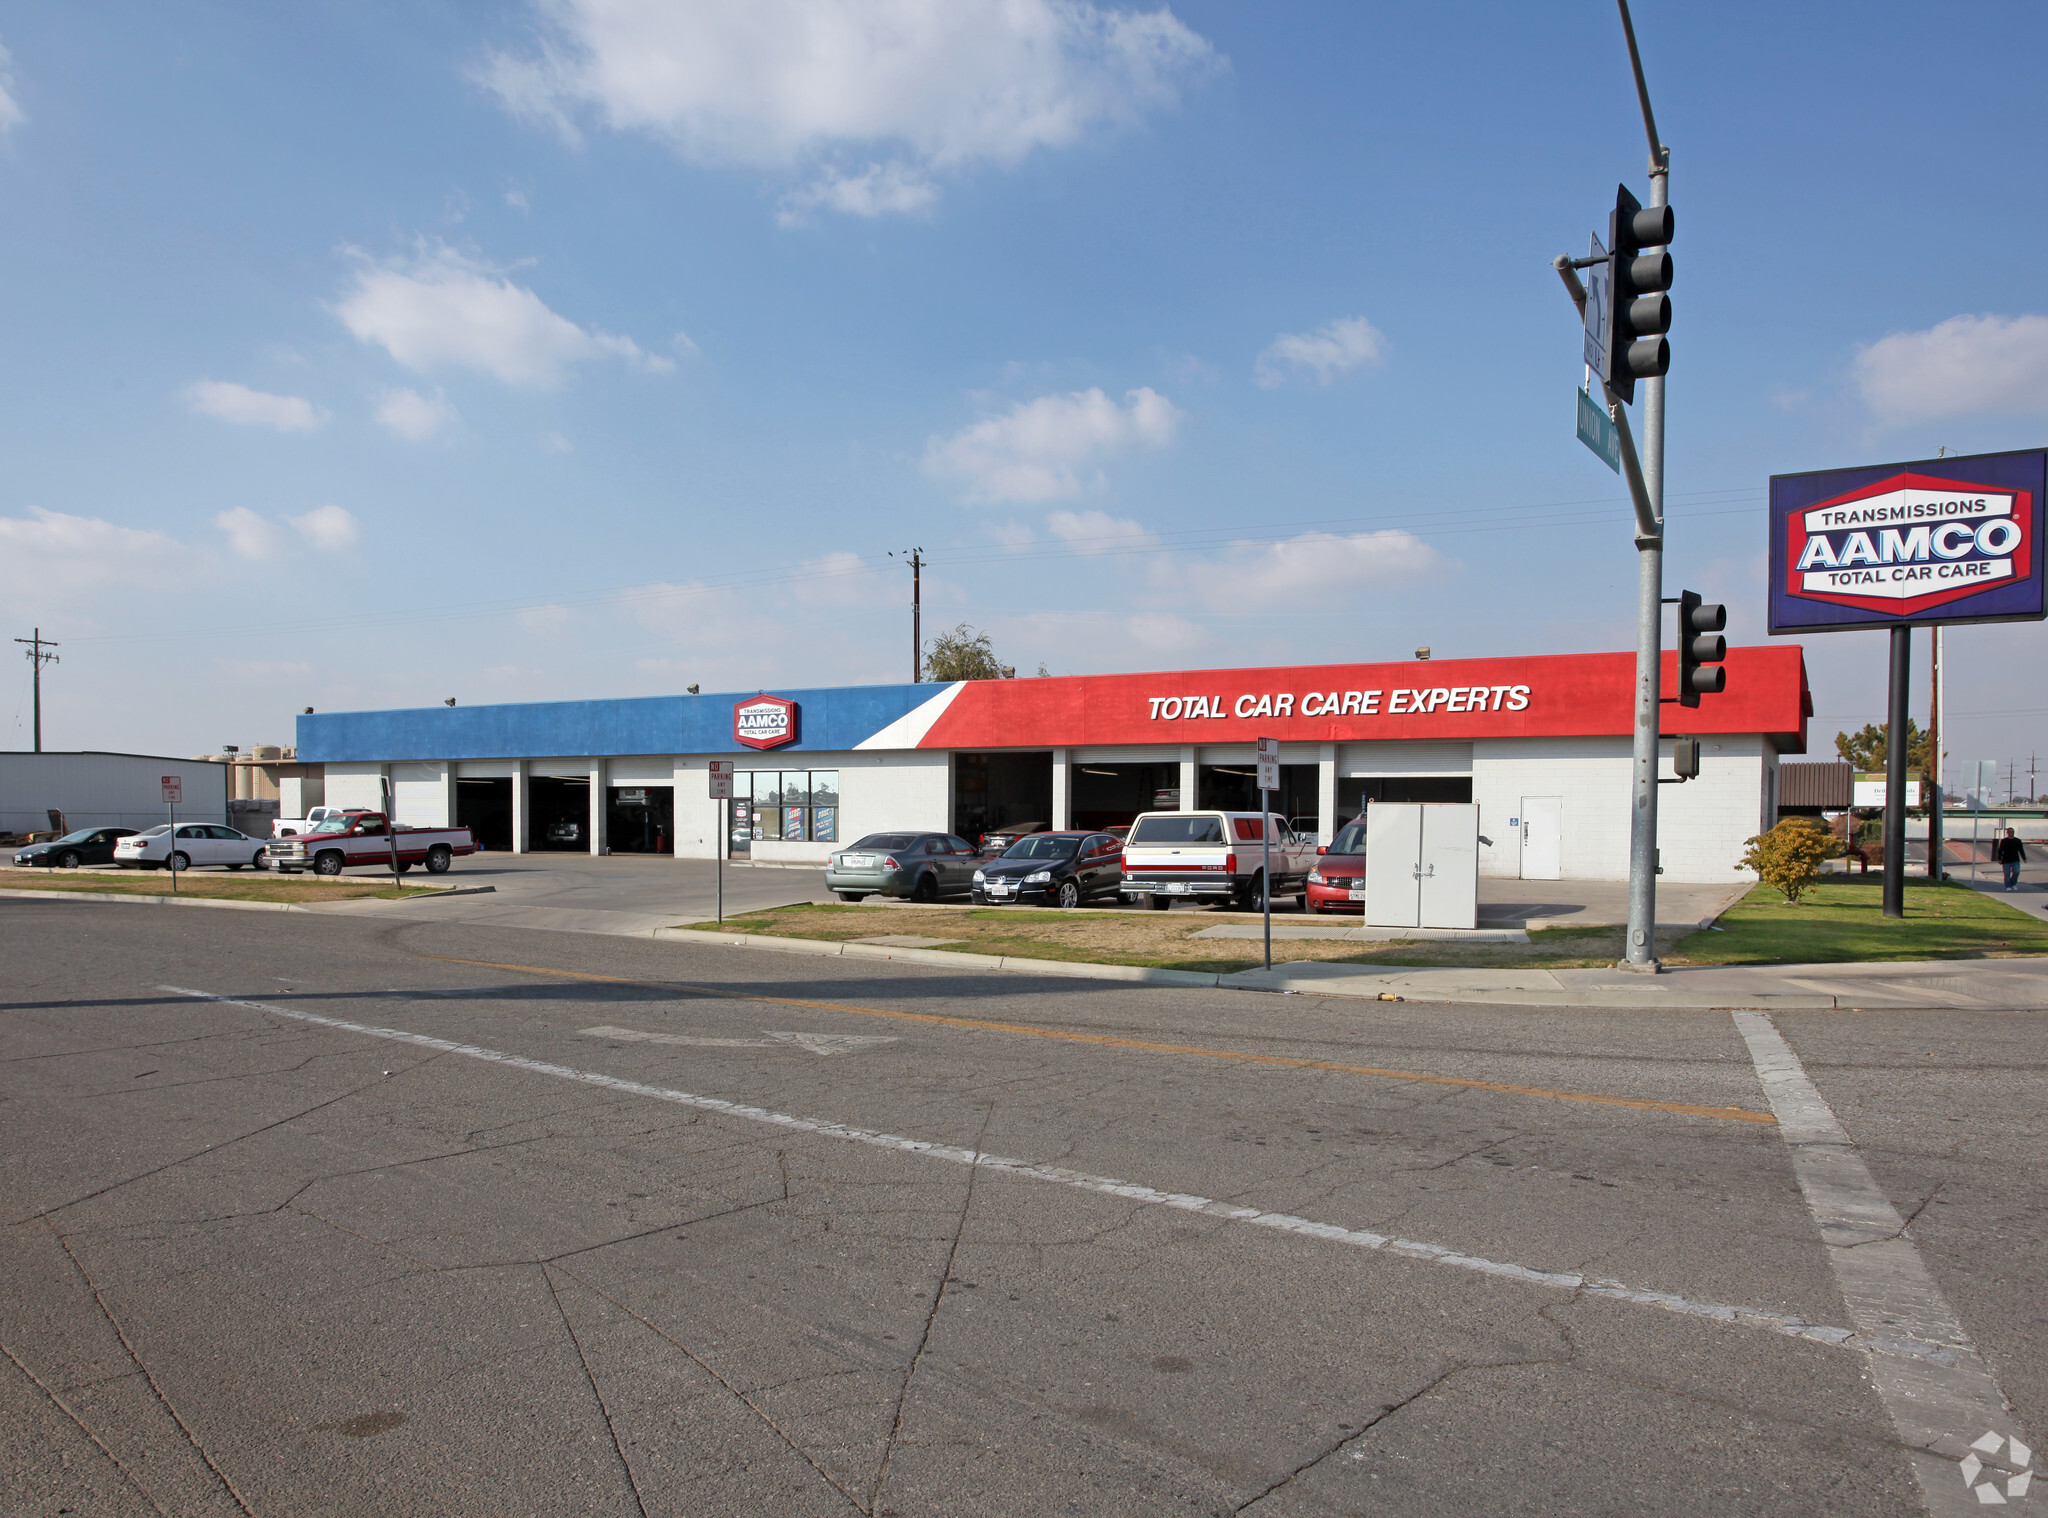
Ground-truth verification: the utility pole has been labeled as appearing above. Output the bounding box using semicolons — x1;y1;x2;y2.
14;629;59;752
890;548;925;681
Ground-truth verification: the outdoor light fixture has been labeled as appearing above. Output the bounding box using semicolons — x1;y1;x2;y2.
1415;647;1431;660
444;698;456;706
686;684;700;694
302;707;314;714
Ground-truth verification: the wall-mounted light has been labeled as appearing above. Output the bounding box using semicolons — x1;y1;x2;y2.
686;684;700;694
302;707;314;715
444;698;457;706
1415;646;1432;660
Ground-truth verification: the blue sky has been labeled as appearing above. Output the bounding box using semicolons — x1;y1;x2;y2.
3;1;2046;788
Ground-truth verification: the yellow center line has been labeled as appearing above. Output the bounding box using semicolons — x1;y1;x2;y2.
417;953;1777;1126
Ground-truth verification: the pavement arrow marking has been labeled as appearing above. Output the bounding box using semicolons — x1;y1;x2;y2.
581;1024;897;1056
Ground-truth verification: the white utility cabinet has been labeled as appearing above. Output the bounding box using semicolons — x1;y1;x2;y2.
1363;802;1480;930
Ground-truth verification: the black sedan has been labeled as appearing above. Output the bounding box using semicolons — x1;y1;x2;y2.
972;831;1124;908
12;826;138;869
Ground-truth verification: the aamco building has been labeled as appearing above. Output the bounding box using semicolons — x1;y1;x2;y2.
291;644;1811;882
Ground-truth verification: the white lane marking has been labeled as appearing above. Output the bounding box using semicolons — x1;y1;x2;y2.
581;1026;899;1055
161;985;1863;1350
1732;1011;2027;1515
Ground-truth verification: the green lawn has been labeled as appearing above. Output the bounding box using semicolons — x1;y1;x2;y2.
1669;875;2048;965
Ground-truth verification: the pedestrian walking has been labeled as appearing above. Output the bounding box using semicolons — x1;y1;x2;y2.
1995;827;2028;890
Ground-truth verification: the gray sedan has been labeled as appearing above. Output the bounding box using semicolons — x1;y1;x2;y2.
825;832;980;903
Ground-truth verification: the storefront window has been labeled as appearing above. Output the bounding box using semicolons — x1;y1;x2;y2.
737;770;838;843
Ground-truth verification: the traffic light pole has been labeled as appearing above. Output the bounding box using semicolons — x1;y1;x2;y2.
1623;154;1670;971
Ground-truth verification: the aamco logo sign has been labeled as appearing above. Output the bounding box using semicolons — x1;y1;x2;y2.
734;695;798;750
1787;471;2030;617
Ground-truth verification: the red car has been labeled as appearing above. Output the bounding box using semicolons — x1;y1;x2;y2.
1305;817;1369;914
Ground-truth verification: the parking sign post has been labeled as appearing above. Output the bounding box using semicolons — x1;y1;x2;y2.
1256;737;1280;970
709;761;734;922
160;775;181;894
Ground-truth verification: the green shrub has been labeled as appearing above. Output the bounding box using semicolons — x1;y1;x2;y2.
1739;818;1845;905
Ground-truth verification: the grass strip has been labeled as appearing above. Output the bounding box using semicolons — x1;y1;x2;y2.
0;873;431;903
1667;875;2048;965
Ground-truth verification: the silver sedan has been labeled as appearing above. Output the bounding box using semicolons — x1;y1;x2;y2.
824;832;980;903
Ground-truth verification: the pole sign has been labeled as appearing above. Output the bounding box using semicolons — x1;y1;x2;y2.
160;775;182;804
1769;448;2047;633
708;760;733;799
1576;388;1620;474
1254;736;1280;793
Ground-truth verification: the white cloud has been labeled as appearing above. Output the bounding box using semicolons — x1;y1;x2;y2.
374;386;460;441
1046;509;1156;553
334;241;669;386
0;43;25;133
1165;530;1447;610
519;603;571;634
505;185;532;213
1255;317;1387;388
182;380;328;432
0;508;181;606
478;0;1217;218
923;386;1180;502
1854;313;2048;423
215;506;284;559
777;161;938;225
291;504;359;551
538;430;574;454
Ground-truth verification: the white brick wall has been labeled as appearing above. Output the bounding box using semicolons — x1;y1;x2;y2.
1473;736;1766;882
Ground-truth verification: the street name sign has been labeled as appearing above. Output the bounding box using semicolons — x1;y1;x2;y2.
1576;388;1620;474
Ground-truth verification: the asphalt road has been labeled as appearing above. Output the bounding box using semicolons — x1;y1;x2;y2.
3;898;2041;1516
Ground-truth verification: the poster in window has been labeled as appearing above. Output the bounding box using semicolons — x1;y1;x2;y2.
813;807;836;843
783;805;806;840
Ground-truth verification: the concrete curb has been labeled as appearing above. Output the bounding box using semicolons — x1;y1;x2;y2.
650;927;1223;987
0;884;496;915
646;925;1843;1007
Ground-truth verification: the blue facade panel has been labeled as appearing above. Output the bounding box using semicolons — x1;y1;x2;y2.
297;683;936;764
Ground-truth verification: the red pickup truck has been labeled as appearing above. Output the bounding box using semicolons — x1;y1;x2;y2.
264;812;477;876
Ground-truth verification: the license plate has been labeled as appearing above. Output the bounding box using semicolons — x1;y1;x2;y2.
988;885;1011;896
1166;882;1187;894
1347;888;1368;901
840;855;873;868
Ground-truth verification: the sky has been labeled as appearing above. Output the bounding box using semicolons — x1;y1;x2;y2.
3;1;2047;792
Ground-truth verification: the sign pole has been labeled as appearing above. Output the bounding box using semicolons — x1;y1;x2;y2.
1883;626;1910;917
1927;626;1944;884
168;795;176;893
708;760;734;924
1255;735;1279;971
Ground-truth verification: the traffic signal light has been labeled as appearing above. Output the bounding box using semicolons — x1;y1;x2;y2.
1671;736;1701;780
1676;590;1725;707
1602;184;1673;405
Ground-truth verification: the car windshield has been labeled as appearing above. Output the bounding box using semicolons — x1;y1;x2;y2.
133;826;170;838
1003;834;1078;860
308;816;355;833
55;829;102;844
848;834;916;851
1130;815;1225;845
1329;822;1369;855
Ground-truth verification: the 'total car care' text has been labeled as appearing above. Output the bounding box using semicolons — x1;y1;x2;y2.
1146;685;1533;721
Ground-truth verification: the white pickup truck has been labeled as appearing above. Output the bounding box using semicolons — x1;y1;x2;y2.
265;812;478;876
274;806;352;838
1119;810;1317;910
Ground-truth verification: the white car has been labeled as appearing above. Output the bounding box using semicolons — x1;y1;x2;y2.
115;823;271;872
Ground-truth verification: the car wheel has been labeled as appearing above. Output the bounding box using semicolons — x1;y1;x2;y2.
426;845;452;874
252;851;269;870
57;850;80;869
1234;872;1264;912
168;852;191;872
911;872;939;904
394;861;413;874
227;863;244;871
837;891;867;902
1147;894;1172;911
1054;879;1081;909
313;851;345;877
